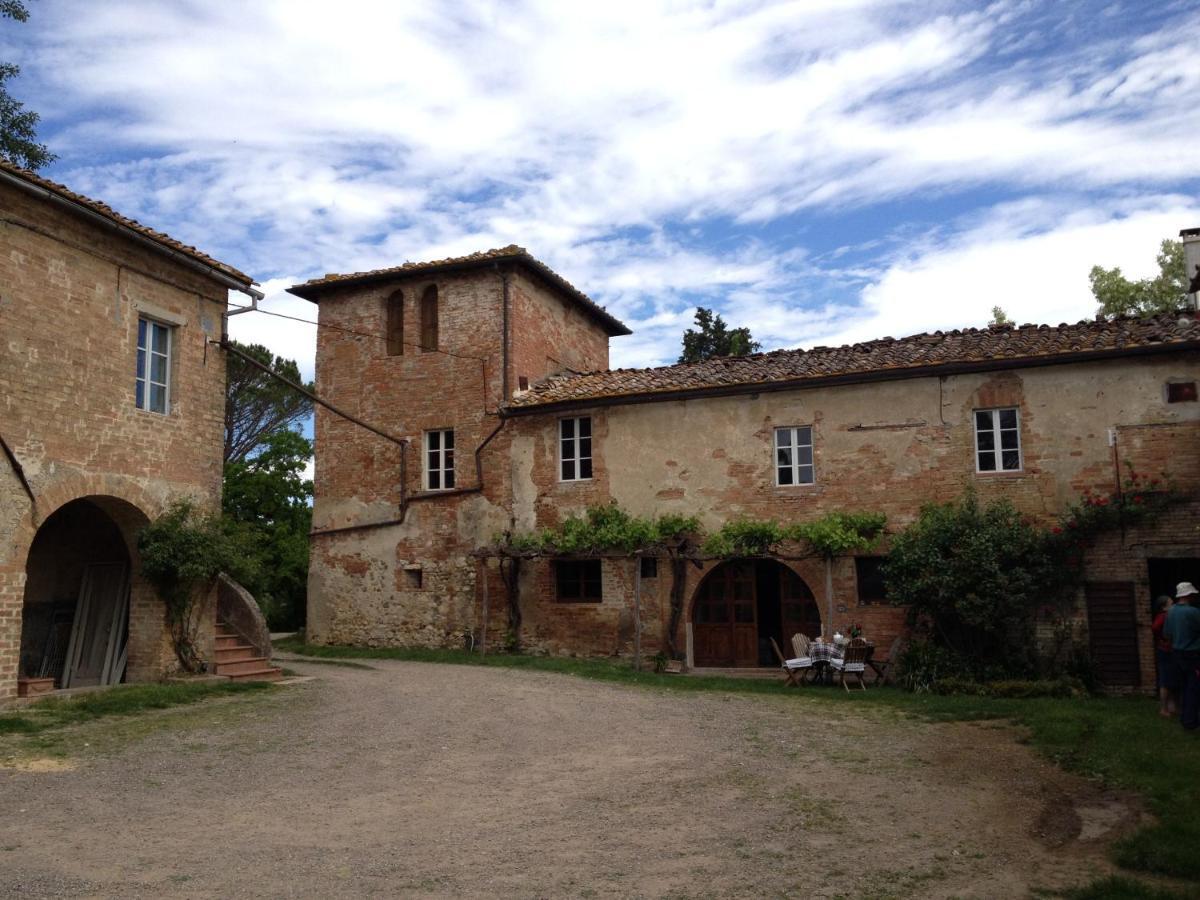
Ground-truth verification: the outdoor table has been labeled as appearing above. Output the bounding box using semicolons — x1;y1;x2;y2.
808;639;874;685
808;641;842;684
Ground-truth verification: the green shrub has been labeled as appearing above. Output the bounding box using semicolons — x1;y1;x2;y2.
885;491;1074;680
139;501;253;672
897;640;966;693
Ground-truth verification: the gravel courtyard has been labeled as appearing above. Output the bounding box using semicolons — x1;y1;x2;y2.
0;659;1136;898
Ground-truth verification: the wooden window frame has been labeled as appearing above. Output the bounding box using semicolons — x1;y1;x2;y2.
554;559;603;603
774;425;814;486
135;316;172;415
424;428;455;491
974;407;1022;473
559;416;593;482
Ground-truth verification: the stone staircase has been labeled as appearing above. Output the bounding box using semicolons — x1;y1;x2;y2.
214;621;282;682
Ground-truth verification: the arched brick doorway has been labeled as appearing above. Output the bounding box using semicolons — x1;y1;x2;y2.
19;496;151;689
691;559;821;667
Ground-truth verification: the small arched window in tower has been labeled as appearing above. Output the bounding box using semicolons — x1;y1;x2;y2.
385;290;404;356
420;285;439;351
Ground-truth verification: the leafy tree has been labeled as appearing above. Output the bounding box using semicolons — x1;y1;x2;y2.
139;501;253;673
223;429;313;630
988;306;1011;326
884;492;1071;679
678;307;761;363
1090;239;1190;318
0;0;55;170
225;340;314;463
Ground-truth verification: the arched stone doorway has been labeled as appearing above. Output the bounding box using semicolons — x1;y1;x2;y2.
19;496;150;689
691;559;821;667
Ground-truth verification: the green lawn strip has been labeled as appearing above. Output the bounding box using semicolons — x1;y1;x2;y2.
0;681;272;737
1055;876;1200;899
277;636;1200;890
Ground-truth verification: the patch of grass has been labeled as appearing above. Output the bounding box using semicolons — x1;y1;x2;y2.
278;636;1200;892
1056;876;1200;899
0;681;271;738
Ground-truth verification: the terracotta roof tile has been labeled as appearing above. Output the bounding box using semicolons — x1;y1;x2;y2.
287;245;631;336
0;158;253;286
509;312;1200;411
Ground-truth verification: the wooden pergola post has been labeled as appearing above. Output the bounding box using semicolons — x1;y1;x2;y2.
480;556;490;656
633;553;643;672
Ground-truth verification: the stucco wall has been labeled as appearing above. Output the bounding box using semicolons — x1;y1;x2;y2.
304;254;1199;685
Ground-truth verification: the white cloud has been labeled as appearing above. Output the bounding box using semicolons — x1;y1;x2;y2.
11;0;1199;374
820;200;1199;350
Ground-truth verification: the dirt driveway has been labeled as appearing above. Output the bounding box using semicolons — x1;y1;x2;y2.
0;659;1134;898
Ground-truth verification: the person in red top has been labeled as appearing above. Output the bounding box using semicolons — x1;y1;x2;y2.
1152;595;1175;718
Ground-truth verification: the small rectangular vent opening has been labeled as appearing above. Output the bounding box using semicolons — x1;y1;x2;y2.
1167;381;1197;403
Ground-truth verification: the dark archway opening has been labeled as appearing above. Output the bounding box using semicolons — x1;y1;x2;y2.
692;559;820;668
21;499;134;688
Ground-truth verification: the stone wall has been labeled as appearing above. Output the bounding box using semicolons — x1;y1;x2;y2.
0;178;231;700
306;262;614;647
306;258;1200;687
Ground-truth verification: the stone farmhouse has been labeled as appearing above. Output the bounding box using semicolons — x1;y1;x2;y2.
296;246;1200;689
0;161;276;702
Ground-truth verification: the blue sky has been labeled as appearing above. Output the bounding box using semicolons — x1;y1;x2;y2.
6;0;1199;382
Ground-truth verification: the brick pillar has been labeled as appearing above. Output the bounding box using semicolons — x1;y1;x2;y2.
0;565;26;701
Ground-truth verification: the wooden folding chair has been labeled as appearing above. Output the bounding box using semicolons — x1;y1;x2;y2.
829;637;869;691
770;637;813;687
867;635;903;685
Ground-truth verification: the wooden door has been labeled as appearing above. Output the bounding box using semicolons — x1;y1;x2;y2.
1085;581;1141;687
693;563;758;667
779;568;821;642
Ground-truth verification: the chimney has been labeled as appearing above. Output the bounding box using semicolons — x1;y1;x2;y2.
1182;227;1200;310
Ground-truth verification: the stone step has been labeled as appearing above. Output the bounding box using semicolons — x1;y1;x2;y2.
215;634;244;649
214;656;273;676
226;667;284;682
214;646;256;663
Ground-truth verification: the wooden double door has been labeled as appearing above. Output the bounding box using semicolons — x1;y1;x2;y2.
692;560;821;667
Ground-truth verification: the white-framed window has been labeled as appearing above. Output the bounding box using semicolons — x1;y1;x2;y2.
974;407;1021;472
775;425;814;486
136;317;172;414
559;416;592;481
425;428;455;490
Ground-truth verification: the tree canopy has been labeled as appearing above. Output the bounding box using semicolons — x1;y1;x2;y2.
678;307;761;363
225;340;314;463
223;429;313;630
1090;238;1190;319
0;1;54;170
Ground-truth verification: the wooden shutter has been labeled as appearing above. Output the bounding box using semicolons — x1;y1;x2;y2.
1084;582;1141;687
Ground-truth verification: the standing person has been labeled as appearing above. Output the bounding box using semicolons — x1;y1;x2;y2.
1165;583;1200;731
1152;595;1176;718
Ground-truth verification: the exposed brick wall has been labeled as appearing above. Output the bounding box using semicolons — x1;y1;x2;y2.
308;261;1200;689
0;180;231;700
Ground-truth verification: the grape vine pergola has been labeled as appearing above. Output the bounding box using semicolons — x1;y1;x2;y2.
470;505;887;670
